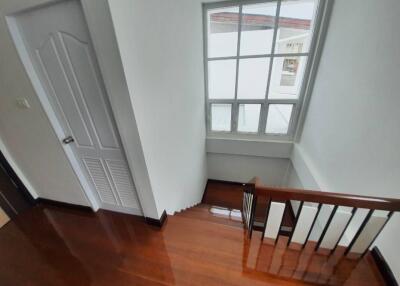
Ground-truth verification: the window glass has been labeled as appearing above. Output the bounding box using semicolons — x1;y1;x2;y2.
211;104;232;131
237;58;270;99
265;104;293;134
240;2;277;56
208;60;237;99
238;104;261;133
268;56;308;99
208;7;240;58
275;0;316;54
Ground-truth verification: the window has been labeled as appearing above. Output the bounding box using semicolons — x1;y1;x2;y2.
204;0;325;140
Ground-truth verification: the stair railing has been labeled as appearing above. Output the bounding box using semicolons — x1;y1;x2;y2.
243;177;400;257
242;178;257;238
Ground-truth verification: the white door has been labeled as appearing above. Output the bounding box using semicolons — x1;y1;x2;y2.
13;0;141;214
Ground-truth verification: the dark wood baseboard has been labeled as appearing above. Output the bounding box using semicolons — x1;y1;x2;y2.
0;150;36;213
207;179;245;186
201;180;210;203
371;246;398;286
36;198;92;212
145;210;167;228
38;198;168;228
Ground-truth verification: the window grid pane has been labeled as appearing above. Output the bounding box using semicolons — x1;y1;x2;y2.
211;104;232;132
238;104;261;133
268;56;308;99
275;0;317;54
208;59;237;99
208;6;240;58
240;2;277;56
237;58;270;99
265;104;293;134
206;0;319;138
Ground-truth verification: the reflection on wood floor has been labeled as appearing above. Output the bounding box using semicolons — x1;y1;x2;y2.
243;231;384;285
0;203;385;285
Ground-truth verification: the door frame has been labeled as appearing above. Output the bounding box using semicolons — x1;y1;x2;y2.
0;150;36;218
6;4;101;211
0;150;36;206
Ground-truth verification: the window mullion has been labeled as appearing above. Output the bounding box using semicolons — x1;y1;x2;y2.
207;102;211;133
231;102;238;132
209;54;272;61
272;52;309;58
232;5;243;132
262;0;281;135
258;103;268;134
234;5;243;102
268;99;298;104
236;99;264;104
208;52;308;61
209;99;236;104
286;103;298;136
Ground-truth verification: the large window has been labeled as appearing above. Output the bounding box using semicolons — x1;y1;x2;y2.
204;0;324;140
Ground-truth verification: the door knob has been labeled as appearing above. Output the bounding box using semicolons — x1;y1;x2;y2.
62;136;75;144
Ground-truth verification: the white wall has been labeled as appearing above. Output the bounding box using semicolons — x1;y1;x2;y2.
108;0;208;214
208;153;289;186
0;0;89;206
295;0;400;280
206;138;292;185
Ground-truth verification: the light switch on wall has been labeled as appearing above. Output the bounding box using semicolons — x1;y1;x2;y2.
16;98;31;109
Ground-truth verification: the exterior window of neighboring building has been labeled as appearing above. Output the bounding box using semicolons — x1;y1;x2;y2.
204;0;326;140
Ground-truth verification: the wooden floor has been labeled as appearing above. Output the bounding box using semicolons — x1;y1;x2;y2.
0;203;385;285
0;207;10;228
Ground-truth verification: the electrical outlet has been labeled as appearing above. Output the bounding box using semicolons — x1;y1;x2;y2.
16;98;31;109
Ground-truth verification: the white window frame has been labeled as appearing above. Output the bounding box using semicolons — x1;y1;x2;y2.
203;0;332;142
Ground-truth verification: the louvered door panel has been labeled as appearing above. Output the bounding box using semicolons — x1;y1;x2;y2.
106;160;139;209
83;158;117;205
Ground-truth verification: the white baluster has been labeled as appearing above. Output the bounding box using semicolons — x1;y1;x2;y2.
264;202;285;240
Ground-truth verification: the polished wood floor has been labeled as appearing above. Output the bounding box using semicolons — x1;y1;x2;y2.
0;203;385;285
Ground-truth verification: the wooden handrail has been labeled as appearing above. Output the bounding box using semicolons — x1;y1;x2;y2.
250;177;400;211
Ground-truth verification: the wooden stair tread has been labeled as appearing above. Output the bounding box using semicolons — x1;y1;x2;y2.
175;205;243;228
169;214;245;234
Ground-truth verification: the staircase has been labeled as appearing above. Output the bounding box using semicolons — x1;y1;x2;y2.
172;199;387;285
175;204;243;229
202;180;295;235
192;178;400;285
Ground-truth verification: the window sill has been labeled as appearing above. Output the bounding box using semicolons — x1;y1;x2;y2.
206;136;293;159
